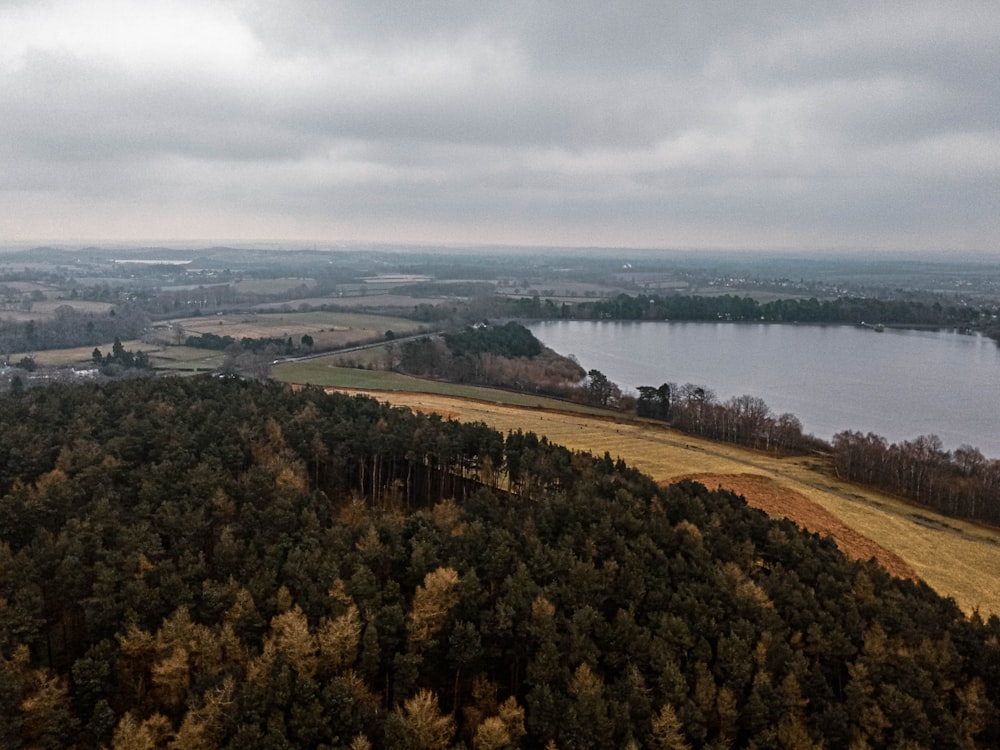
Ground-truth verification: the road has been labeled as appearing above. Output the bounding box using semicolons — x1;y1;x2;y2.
271;331;439;365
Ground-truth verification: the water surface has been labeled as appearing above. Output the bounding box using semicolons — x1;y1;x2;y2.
529;321;1000;458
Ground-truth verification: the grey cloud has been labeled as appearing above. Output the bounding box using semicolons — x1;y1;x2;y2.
1;0;998;250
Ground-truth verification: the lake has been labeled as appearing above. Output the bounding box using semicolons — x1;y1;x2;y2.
528;320;1000;458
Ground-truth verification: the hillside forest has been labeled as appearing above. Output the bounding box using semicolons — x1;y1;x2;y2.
396;322;585;396
0;378;998;749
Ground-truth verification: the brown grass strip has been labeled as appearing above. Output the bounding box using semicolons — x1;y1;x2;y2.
673;473;919;581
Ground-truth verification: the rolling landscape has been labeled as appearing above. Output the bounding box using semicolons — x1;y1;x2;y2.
2;246;1000;748
4;2;1000;747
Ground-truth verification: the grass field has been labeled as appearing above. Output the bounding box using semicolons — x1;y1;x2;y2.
272;363;616;417
14;311;421;369
1;299;114;322
146;346;225;371
16;339;152;366
14;340;222;371
296;385;1000;617
317;346;392;369
231;277;316;295
172;311;423;349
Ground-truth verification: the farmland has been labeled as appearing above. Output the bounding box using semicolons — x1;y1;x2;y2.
11;310;427;372
0;299;114;322
166;311;424;350
230;277;316;295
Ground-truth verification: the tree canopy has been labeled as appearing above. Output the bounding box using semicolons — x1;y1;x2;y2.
0;377;996;748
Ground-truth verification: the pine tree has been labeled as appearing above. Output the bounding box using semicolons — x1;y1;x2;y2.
407;567;460;647
649;704;691;750
385;689;455;749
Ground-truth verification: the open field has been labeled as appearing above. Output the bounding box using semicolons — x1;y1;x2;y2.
313;346;392;369
231;277;316;295
171;311;423;349
14;340;220;371
0;299;114;321
255;294;452;311
15;339;151;366
0;281;56;293
273;364;615;416
313;387;1000;617
147;346;224;371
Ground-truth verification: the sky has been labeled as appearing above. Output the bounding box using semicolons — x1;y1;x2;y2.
1;1;998;252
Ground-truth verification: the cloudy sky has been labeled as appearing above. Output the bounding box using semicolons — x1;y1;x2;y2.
1;1;998;252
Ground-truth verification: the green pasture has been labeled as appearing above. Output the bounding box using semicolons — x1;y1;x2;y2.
319;346;391;369
147;346;225;371
272;360;617;416
16;341;222;372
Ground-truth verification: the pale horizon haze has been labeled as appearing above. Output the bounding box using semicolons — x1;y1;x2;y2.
1;1;998;253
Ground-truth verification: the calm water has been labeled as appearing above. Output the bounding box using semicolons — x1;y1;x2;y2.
529;321;1000;458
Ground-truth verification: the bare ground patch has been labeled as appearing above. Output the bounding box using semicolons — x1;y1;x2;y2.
675;473;918;581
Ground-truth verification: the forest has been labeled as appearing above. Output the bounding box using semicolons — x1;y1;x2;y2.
398;324;584;396
0;377;998;749
560;293;984;330
0;306;149;354
830;431;1000;526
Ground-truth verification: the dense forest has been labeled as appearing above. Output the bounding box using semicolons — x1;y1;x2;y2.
0;378;998;748
398;324;584;395
0;305;149;354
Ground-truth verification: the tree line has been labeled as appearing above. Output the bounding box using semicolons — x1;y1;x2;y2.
184;332;314;354
630;376;1000;525
0;305;149;355
831;431;1000;525
498;291;1000;342
554;292;984;330
0;377;998;748
91;337;151;371
632;381;823;455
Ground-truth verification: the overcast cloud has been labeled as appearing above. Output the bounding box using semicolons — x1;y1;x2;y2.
1;0;998;251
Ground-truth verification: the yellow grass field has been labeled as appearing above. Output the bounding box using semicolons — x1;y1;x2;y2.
17;339;152;366
330;388;1000;618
